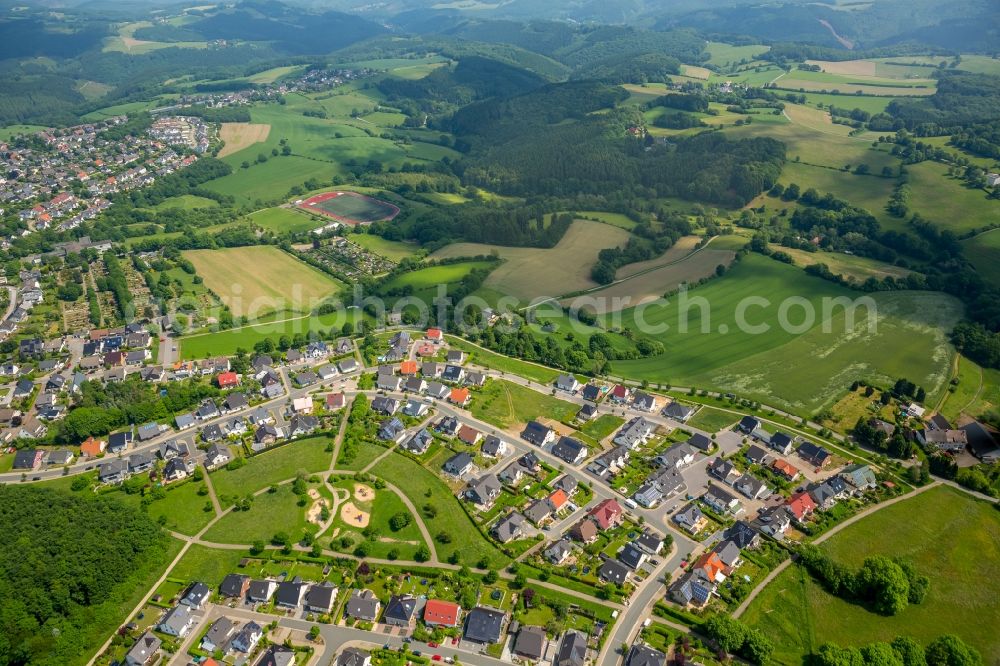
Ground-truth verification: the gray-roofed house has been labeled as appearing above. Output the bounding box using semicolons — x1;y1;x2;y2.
769;431;794;455
733;474;772;500
491;512;527;543
181;582;210;609
205;443;231;468
962;421;1000;463
627;644;665;666
256;646;297;666
220;573;251;599
338;358;359;374
98;458;129;484
275;579;308;608
555;631;588;666
555;374;581;393
724;521;761;550
703;485;742;515
708;457;741;485
337;648;371;666
618;543;648;570
247;579;277;603
634;531;664;555
443;451;474;476
383;594;420;627
125;632;161;666
545;539;574;565
231;621;263;653
514;626;548;661
304;583;337;614
745;444;771;466
840;463;878;490
662;401;696;422
672;503;706;533
481;435;508;458
614;417;655;450
345;589;381;621
598;558;630;585
521;420;555;446
201;617;236;653
464;607;508;644
467;474;503;510
552;436;588;464
157;604;195;637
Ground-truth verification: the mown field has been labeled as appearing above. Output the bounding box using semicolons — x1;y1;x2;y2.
210;437;333;500
218;122;271;158
963;228;1000;288
609;254;960;415
742;486;1000;663
431;220;631;301
770;245;912;282
184;246;344;318
250;207;324;234
379;261;495;305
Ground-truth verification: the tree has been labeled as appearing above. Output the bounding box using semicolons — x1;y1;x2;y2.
704;615;747;654
309;625;321;640
742;628;774;665
483;569;498;584
924;635;982;666
389;512;411;531
891;636;927;666
855;555;911;615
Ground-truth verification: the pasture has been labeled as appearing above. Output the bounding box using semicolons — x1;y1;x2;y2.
218;122;271;158
0;124;47;140
769;161;898;229
183;246;344;318
431;220;631;301
608;254;960;414
704;42;770;67
907;162;1000;234
742;486;1000;662
250;207;324;234
963;228;1000;287
770;245;912;282
617;236;702;277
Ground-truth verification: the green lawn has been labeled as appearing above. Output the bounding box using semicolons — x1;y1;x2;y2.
349;233;423;262
578;414;625;441
202;483;312;544
445;337;561;385
742;486;1000;662
610;255;961;415
337;441;387;471
169;544;248;587
373;451;508;567
251;207;324;233
210;437;333;500
328;477;426;559
116;480;215;535
470;379;579;429
685;405;739;433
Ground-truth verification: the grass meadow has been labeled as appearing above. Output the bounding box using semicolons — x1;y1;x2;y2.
202;483;313;544
184;246;344;318
907;162;1000;234
742;485;1000;662
210;436;333;500
250;207;325;234
470;379;579;429
609;254;960;414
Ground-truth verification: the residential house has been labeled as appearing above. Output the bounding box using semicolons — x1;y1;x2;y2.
513;626;548;661
426;381;449;399
345;589;381;622
424;599;462;627
962;421;1000;463
275;579;307;608
289;414;319;438
840;463;878;490
687;432;712;451
383;594;420;627
772;458;800;481
98;459;129;484
458;424;482;445
577;403;597;422
443;451;474;476
634;531;664;556
467;474;503;510
552;436;588;464
614;417;655;450
481;435;507;458
378;417;406;443
464;607;508;644
631;392;656;412
797;441;831;468
256;646;296;666
672;503;707;533
581;384;601;402
618;543;648;570
654;443;697;470
569;519;598;544
744;444;771;466
724;521;761;550
80;436;107;457
769;431;794;455
786;491;817;522
738;415;761;434
588;498;624;529
598;558;630;585
609;384;631;403
755;505;792;537
555;374;581;393
337;649;371;666
247;580;277;603
703;485;742;514
733;474;771;501
205;443;231;468
554;631;588;666
181;582;210;609
220;574;250;599
404;378;427;395
442;365;465;383
304;583;337;614
626;644;665;666
230;621;263;653
545;539;574;565
522;420;555;446
371;396;400;415
201;617;236;653
157;605;195;637
662;401;695;422
449;387;471;407
670;569;716;608
708;457;741;485
125;632;161;666
491;512;527;543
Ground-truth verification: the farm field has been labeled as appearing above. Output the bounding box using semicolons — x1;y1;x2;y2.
704;41;770;67
907;162;1000;234
963;228;1000;288
576;210;638;230
379;261;495;304
250;206;324;234
742;486;1000;662
770;245;912;282
774;161;898;227
609;254;961;414
210;437;333;500
349;233;422;262
431;220;631;301
573;246;736;313
938;356;1000;424
183;246;344;318
470;379;579;429
248;65;306;84
205;154;340;204
376;451;509;567
795;92;897;116
218;122;271;157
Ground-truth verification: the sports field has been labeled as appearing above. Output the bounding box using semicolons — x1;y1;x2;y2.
183;246;344;318
742;485;1000;663
218;122;271;157
431;220;631;301
299;191;399;225
609;254;960;414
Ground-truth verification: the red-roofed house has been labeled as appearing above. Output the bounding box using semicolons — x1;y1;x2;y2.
326;393;346;410
692;551;729;583
80;436;106;457
424;599;462;627
400;360;418;376
458;425;482;445
786;491;817;522
426;328;443;343
772;459;801;481
610;384;631;403
548;489;568;511
450;387;471;406
588;498;624;530
216;371;239;389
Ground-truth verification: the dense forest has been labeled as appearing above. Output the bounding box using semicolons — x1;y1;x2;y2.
887;73;1000;133
0;486;169;666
